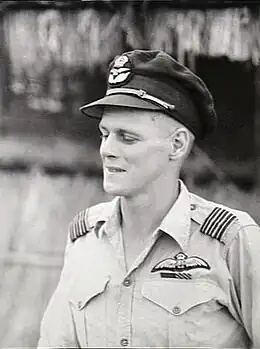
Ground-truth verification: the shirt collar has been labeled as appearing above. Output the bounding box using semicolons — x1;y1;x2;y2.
98;196;122;239
158;180;192;251
99;180;192;251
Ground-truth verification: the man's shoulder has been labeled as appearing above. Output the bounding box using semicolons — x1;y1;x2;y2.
69;199;116;243
190;192;258;244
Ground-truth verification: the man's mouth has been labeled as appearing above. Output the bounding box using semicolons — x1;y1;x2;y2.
105;166;126;173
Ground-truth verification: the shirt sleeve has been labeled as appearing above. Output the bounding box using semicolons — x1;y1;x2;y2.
226;223;260;348
37;236;80;348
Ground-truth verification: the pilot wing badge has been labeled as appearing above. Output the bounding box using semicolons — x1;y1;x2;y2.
151;252;210;280
108;55;132;86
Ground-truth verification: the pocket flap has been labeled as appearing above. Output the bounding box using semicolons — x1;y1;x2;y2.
142;279;225;316
69;274;110;311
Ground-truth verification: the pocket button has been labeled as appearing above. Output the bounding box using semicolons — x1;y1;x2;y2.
120;338;129;346
172;306;181;315
190;204;197;211
123;278;132;287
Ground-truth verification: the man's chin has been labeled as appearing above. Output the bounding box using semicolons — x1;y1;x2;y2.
103;183;124;196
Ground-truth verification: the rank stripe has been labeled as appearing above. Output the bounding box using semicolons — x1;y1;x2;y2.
201;207;223;234
70;210;90;242
200;207;237;241
200;207;219;234
209;209;231;238
181;273;192;280
206;211;223;238
201;207;225;237
202;207;227;234
160;272;192;280
216;214;237;240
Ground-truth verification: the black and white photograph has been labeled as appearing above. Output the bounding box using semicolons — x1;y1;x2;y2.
0;0;260;348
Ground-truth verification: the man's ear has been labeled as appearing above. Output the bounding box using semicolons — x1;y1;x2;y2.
169;127;190;160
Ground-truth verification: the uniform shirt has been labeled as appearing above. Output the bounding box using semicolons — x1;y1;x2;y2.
38;181;260;348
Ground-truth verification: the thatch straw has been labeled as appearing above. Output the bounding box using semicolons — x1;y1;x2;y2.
3;5;260;110
4;6;260;74
146;7;257;64
76;8;123;70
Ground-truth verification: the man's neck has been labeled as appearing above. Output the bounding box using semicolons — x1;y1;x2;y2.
120;179;180;241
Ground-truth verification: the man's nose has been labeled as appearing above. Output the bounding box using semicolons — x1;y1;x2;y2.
100;134;119;158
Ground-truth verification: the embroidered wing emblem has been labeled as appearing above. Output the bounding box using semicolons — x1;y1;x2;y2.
108;55;132;85
151;252;210;279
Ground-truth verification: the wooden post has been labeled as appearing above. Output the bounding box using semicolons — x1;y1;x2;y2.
0;12;5;118
254;64;260;185
0;10;9;134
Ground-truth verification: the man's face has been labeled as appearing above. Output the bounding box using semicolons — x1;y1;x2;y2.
99;107;173;197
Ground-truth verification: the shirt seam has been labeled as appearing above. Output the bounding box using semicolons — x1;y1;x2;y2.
223;223;259;259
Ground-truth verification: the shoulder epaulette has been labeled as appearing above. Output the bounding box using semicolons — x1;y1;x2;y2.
69;201;116;242
69;209;91;242
200;206;238;242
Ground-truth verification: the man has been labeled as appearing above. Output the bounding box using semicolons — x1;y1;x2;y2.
38;50;260;348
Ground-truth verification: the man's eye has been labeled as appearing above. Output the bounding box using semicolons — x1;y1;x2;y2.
121;134;137;143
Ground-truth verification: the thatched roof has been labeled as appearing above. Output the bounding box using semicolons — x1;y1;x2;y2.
3;3;260;76
4;5;260;68
2;2;260;112
0;1;259;10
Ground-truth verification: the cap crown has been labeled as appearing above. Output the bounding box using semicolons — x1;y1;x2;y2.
107;50;217;139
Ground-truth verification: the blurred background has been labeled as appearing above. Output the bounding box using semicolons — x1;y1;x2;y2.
0;0;260;347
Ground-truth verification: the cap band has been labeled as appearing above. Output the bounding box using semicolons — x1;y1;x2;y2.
106;87;176;112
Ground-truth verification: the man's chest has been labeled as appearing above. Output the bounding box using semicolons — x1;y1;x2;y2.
69;230;229;292
66;233;247;347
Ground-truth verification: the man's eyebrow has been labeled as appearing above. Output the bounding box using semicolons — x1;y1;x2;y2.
99;124;139;135
117;128;140;136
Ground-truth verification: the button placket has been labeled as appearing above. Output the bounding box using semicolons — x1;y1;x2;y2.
123;278;132;287
117;276;134;347
116;224;159;347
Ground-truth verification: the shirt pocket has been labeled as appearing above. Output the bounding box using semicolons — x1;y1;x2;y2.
142;279;229;347
69;274;110;347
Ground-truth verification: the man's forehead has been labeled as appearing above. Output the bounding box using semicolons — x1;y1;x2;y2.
101;106;173;124
99;107;181;137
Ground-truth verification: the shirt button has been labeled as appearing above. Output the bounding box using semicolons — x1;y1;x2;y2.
123;278;132;287
120;338;129;346
172;306;181;315
77;301;82;309
190;204;197;211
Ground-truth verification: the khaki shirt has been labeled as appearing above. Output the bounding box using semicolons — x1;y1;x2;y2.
38;181;260;348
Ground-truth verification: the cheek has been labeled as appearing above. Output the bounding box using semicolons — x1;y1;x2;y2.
128;144;169;169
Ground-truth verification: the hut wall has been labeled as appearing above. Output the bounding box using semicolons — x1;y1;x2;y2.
0;14;8;119
254;65;260;184
0;169;110;348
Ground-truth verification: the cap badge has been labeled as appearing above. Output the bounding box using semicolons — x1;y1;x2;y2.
108;55;132;86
